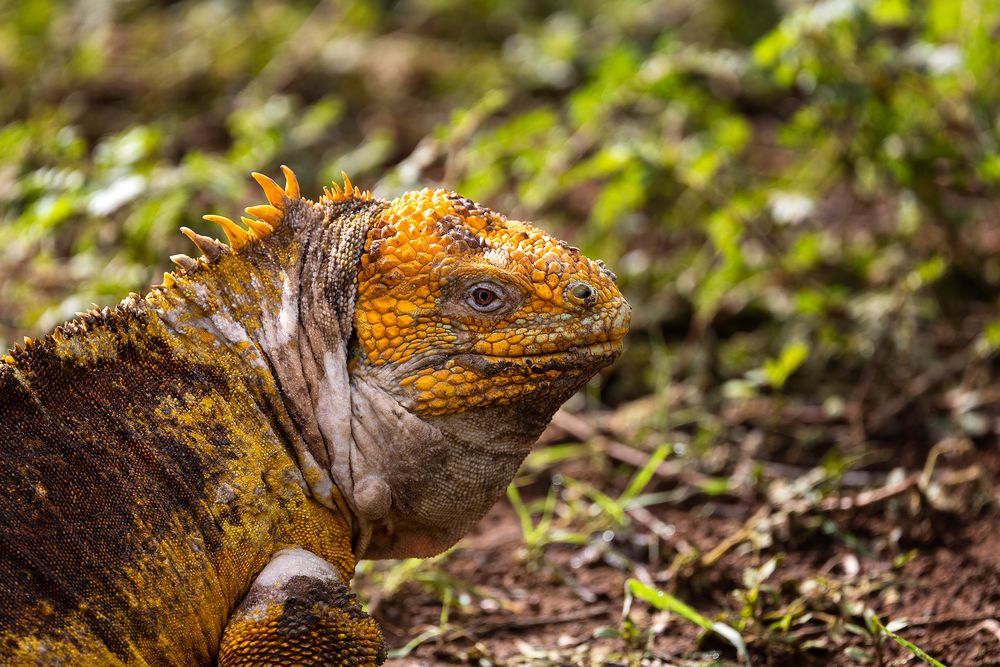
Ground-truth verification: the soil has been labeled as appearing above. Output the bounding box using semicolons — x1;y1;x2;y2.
368;446;1000;666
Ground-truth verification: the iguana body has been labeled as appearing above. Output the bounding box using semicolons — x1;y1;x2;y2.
0;168;630;664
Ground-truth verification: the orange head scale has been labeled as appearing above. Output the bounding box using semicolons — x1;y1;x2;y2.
353;188;631;421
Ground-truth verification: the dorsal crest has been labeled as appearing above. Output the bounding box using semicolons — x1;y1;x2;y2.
319;171;373;206
163;167;371;287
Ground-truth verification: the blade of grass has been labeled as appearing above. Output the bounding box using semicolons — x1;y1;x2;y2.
627;578;751;667
619;443;672;505
865;611;948;667
386;627;444;659
507;482;534;541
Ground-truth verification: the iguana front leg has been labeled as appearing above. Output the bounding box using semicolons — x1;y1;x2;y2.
219;547;386;666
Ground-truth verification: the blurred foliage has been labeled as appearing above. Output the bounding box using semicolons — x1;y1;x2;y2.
4;0;999;662
3;0;997;456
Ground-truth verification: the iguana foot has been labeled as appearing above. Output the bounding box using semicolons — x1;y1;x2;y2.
219;547;385;666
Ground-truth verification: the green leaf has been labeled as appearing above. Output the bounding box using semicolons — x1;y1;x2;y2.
627;579;751;667
762;340;810;388
865;611;948;667
619;443;671;505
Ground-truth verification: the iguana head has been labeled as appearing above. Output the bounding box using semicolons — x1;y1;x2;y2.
354;188;628;420
170;168;630;558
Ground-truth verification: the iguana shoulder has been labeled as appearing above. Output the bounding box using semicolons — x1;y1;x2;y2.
0;167;629;665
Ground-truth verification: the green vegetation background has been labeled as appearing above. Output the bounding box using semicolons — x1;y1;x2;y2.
2;0;999;662
3;0;998;414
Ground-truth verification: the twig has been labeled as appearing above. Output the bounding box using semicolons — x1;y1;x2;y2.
604;439;713;488
897;614;1000;629
818;473;920;511
550;410;712;488
627;505;695;556
466;605;611;636
866;346;972;433
701;507;769;567
974;619;1000;645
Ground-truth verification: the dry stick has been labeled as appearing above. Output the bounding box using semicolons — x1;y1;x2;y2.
702;474;925;565
817;473;919;512
899;614;1000;629
866;346;971;433
467;605;611;635
550;410;711;488
975;620;1000;645
626;505;695;556
555;412;971;567
700;506;770;567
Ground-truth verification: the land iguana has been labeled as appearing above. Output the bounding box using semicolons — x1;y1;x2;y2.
0;167;631;665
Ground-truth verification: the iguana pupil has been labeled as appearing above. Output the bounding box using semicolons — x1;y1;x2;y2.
473;287;494;304
470;284;500;309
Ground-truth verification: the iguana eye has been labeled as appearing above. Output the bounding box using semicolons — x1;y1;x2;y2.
467;282;503;312
566;280;597;305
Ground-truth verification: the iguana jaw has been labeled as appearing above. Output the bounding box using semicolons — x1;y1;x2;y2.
304;334;625;560
337;329;624;559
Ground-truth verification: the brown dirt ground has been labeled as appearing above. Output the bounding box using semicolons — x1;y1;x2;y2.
370;447;1000;666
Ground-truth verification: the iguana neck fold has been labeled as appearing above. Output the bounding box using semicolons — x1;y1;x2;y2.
144;195;382;542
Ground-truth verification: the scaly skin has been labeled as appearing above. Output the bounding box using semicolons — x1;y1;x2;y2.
0;167;630;664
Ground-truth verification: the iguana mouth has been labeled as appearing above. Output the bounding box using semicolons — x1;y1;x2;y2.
449;340;622;375
506;340;622;363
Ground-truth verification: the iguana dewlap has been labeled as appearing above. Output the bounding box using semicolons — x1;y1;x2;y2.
0;167;630;665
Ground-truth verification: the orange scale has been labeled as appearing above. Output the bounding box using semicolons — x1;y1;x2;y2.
453;383;478;397
432;383;456;399
394;300;419;313
394;245;417;262
413;375;436;391
409;248;433;264
374;253;402;272
370;296;397;313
